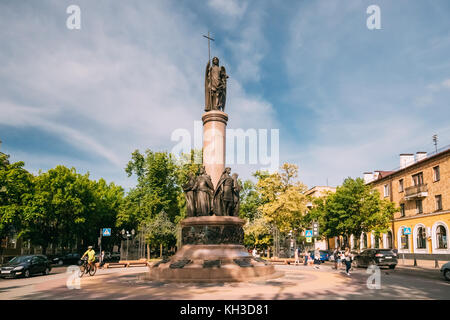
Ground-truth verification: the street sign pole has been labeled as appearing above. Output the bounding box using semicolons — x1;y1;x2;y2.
99;228;102;264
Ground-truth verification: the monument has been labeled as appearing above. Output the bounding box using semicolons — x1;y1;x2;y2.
146;34;276;282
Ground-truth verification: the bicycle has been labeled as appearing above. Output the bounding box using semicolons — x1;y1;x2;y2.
78;257;97;277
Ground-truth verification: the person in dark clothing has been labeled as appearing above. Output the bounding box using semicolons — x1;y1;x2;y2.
344;247;352;275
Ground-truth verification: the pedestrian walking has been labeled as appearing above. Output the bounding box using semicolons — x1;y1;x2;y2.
344;247;352;275
333;247;339;269
338;248;344;270
252;247;257;258
99;250;106;269
308;251;314;267
294;247;300;265
303;249;309;265
313;249;321;269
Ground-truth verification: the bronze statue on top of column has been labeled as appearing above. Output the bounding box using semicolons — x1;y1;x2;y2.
205;57;228;112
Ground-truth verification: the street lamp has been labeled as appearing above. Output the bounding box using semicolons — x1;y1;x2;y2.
121;229;135;261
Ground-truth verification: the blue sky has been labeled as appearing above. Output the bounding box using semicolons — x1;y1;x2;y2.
1;0;449;190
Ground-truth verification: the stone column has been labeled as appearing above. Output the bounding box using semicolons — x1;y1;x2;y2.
202;110;228;188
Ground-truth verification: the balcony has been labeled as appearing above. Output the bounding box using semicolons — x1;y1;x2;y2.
404;184;428;200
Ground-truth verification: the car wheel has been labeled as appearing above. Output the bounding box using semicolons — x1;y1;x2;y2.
24;269;30;278
58;260;64;266
389;265;396;270
44;267;50;275
444;269;450;281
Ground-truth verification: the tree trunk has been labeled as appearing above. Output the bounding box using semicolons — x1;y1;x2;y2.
147;243;150;261
160;243;162;258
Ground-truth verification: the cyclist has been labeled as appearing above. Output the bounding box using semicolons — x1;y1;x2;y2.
81;246;96;270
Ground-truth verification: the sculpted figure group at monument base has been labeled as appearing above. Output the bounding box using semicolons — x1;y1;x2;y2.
182;166;241;217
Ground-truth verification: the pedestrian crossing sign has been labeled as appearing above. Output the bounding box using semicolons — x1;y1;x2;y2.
102;228;111;236
305;230;313;237
403;227;411;235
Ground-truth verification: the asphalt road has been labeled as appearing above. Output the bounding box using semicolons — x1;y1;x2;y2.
0;264;449;300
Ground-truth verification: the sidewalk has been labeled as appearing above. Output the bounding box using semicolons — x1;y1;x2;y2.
396;259;447;270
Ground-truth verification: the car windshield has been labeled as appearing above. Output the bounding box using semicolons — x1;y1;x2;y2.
8;256;32;264
377;250;394;255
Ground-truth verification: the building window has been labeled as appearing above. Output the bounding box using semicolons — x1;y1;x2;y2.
362;233;367;248
398;179;404;192
387;231;393;249
436;226;447;249
401;233;409;249
435;195;442;211
433;166;440;182
412;172;424;186
374;234;380;248
416;199;423;214
400;204;405;217
416;227;427;249
384;184;390;197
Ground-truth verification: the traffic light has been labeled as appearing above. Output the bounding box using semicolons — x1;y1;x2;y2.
312;222;319;237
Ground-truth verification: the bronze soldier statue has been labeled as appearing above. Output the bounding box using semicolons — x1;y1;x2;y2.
182;172;196;217
214;167;234;216
193;166;214;216
231;173;241;217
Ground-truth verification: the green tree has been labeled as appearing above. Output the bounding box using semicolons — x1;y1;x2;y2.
256;163;308;233
22;166;88;253
312;177;398;248
22;166;124;254
118;149;201;254
239;179;262;221
117;150;180;228
0;154;34;242
141;211;176;258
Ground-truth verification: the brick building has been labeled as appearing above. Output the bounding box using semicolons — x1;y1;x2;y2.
364;145;449;257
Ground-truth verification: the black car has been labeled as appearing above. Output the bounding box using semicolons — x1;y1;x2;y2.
353;249;397;269
0;255;52;278
52;253;82;266
110;252;121;262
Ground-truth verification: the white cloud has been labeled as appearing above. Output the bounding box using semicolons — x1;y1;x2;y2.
207;0;248;18
0;1;277;184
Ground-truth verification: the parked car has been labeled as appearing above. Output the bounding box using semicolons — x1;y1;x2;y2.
52;253;82;266
308;250;330;261
0;255;52;278
110;252;121;262
440;261;450;281
353;249;397;269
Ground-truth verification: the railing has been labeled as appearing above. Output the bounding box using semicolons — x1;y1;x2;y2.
405;184;428;198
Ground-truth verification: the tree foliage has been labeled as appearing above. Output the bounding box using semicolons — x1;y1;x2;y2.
22;165;123;253
0;154;34;239
310;177;398;243
256;163;308;233
141;211;176;251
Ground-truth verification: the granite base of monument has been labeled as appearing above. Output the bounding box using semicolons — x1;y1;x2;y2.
145;216;279;282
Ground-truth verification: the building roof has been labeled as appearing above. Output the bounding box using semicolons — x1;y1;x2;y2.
305;186;336;196
367;144;450;184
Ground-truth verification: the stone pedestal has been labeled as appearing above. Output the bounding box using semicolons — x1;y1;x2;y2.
202;110;228;188
146;216;278;282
